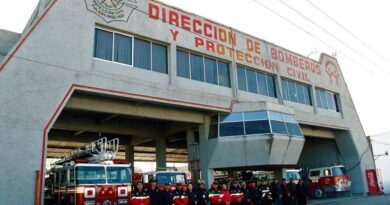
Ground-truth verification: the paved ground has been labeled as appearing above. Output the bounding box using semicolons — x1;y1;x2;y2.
308;195;390;205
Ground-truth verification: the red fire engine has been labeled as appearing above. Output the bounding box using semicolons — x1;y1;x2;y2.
139;170;188;191
44;137;132;205
307;165;351;198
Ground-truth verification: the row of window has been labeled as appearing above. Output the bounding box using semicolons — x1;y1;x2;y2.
281;79;312;106
209;111;303;138
177;50;231;87
93;28;340;112
94;28;168;73
316;88;338;111
237;66;276;98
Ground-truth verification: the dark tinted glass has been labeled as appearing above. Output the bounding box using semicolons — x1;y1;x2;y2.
190;54;204;81
245;120;270;135
270;120;288;135
237;66;247;91
177;50;190;78
114;33;132;65
94;29;113;61
219;122;245;137
152;43;167;73
134;38;151;70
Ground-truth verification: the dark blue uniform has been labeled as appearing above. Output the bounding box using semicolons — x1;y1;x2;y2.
162;189;174;205
187;190;198;205
196;187;208;205
148;187;162;205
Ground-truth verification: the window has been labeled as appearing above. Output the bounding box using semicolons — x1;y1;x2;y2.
281;79;312;105
134;38;151;70
237;65;276;98
152;43;168;73
107;166;131;184
205;58;218;85
94;28;113;61
315;88;339;112
177;49;231;87
93;28;168;74
209;115;218;139
216;111;302;138
114;33;132;65
177;50;190;78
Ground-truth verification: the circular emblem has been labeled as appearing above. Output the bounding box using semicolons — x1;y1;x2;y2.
85;0;138;23
103;200;112;205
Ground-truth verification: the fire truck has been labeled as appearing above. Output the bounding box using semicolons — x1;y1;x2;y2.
45;137;132;205
306;165;351;198
138;169;188;191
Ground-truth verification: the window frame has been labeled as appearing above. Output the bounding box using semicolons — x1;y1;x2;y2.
237;65;277;98
177;48;231;87
315;88;339;112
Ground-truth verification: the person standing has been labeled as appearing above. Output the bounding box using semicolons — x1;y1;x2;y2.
148;180;162;205
287;178;297;205
270;178;282;205
241;182;252;205
209;182;223;205
258;179;272;205
161;183;174;205
132;182;151;205
187;184;198;205
280;178;290;205
296;179;308;205
196;181;208;205
230;181;244;205
174;183;189;205
221;184;232;205
249;181;260;205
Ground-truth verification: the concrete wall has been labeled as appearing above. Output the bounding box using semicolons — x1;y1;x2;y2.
0;0;374;203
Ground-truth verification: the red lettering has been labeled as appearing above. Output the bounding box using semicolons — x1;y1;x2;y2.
193;19;202;35
254;41;261;54
236;50;244;61
216;44;225;55
219;29;227;43
206;41;215;52
169;11;179;27
247;39;254;52
162;7;166;22
271;48;278;60
195;37;204;48
229;32;237;46
278;51;284;62
204;23;213;38
245;53;253;64
181;15;191;31
299;58;305;69
149;3;159;20
287;67;294;76
170;29;179;41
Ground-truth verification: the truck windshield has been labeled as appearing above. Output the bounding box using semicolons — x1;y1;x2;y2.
76;166;106;184
107;166;131;184
331;167;347;176
156;173;186;185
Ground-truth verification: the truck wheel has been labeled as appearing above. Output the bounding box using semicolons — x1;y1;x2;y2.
314;187;324;198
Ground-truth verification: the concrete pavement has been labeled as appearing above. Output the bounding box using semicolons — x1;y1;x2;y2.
308;195;390;205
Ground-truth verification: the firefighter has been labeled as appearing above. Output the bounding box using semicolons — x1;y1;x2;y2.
196;180;209;205
249;181;260;205
209;182;223;205
132;182;151;205
230;181;244;205
148;180;162;205
296;179;308;205
258;179;272;205
221;184;232;205
161;183;174;205
270;178;282;205
288;178;297;205
241;182;252;205
174;183;189;205
280;178;290;205
187;184;198;205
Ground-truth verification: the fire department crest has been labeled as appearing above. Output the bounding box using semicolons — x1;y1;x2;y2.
325;60;340;86
85;0;138;23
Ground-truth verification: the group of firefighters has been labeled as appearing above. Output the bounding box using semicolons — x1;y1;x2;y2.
131;178;309;205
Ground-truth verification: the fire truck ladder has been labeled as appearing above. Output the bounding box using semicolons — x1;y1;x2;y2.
52;137;119;165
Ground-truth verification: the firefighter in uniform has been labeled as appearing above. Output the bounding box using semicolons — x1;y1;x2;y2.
258;179;272;205
148;180;162;205
132;182;151;205
230;181;244;205
196;180;209;205
187;184;198;205
281;179;290;205
174;183;189;205
270;178;282;205
221;184;232;205
162;183;175;205
249;181;260;205
209;182;223;205
241;182;252;205
287;178;297;205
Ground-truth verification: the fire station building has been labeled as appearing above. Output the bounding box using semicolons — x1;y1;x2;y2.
0;0;375;204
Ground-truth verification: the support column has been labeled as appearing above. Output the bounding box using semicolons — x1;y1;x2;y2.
198;115;214;188
125;144;135;174
156;137;167;170
187;129;200;185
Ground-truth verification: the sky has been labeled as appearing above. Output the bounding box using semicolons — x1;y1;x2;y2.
1;0;390;192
